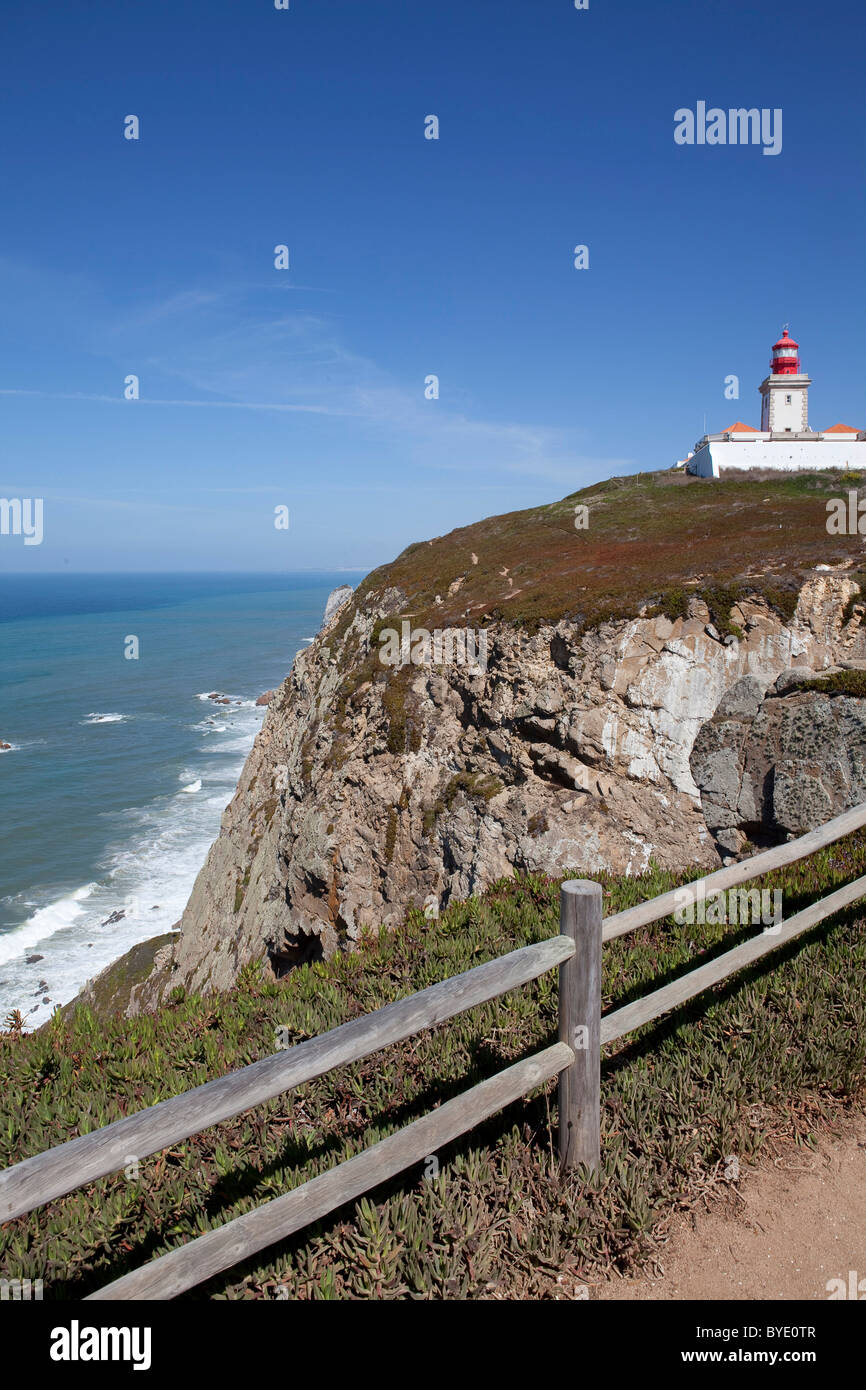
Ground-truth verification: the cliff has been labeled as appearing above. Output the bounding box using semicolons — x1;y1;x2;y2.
80;469;866;1015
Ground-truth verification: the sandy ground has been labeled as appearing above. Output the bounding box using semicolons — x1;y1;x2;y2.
596;1106;866;1301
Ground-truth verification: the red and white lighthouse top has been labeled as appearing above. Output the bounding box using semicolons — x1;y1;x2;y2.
770;328;801;375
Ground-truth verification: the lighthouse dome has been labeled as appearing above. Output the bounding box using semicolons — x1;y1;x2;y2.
770;328;800;375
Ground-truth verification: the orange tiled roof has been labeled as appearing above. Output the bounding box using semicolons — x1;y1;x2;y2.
823;423;861;434
723;422;758;432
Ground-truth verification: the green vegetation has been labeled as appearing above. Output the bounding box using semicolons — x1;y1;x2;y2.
649;578;803;636
649;587;690;623
758;582;801;625
333;469;865;643
2;833;863;1300
699;583;745;640
382;666;423;755
422;772;505;837
787;669;866;698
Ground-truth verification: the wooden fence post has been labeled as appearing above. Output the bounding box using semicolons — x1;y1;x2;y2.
558;879;602;1171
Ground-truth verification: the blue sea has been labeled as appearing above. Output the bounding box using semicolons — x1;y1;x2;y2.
0;572;354;1027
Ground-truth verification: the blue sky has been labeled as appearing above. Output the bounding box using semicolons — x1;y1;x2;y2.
1;0;864;572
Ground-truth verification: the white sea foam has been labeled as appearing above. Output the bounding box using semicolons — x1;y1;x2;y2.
195;691;249;705
0;883;98;967
0;694;267;1028
83;712;127;725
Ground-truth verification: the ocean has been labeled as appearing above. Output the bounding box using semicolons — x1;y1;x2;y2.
0;572;353;1027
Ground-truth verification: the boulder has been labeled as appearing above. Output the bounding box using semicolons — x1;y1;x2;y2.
692;682;866;842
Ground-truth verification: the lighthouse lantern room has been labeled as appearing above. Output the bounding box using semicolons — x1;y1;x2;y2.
759;328;810;433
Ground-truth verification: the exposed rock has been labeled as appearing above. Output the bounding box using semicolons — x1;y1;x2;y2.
0;741;11;751
321;585;354;629
715;828;748;855
692;674;866;843
100;910;126;927
120;569;866;1016
772;667;814;696
256;691;274;707
25;954;43;964
715;675;767;720
67;934;178;1020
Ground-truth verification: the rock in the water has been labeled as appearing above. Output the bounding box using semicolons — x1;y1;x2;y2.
25;954;44;964
256;691;274;706
101;910;126;926
0;741;11;751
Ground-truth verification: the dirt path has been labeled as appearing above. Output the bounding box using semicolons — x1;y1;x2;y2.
597;1107;866;1301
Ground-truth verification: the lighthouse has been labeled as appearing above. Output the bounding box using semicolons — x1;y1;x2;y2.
759;328;811;434
682;328;865;477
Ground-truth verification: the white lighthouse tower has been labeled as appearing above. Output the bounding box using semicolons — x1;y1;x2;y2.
759;328;811;434
683;327;865;477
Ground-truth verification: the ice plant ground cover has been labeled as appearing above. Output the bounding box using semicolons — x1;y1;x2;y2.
1;830;864;1300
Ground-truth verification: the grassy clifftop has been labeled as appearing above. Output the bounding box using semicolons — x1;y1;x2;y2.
340;468;865;634
2;834;864;1299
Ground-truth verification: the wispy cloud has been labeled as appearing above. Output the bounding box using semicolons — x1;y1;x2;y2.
0;258;629;487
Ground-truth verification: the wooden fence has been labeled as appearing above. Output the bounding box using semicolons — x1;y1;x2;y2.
3;800;866;1300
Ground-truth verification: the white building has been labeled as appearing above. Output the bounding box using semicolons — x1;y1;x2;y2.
683;329;865;477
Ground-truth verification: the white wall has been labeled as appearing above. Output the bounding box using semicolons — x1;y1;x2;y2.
687;440;866;478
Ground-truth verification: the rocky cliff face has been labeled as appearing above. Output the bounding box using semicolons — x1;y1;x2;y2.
691;671;866;851
123;564;865;1014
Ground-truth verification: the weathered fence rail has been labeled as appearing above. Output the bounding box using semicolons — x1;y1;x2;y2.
3;800;865;1300
88;1044;573;1301
0;935;573;1224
